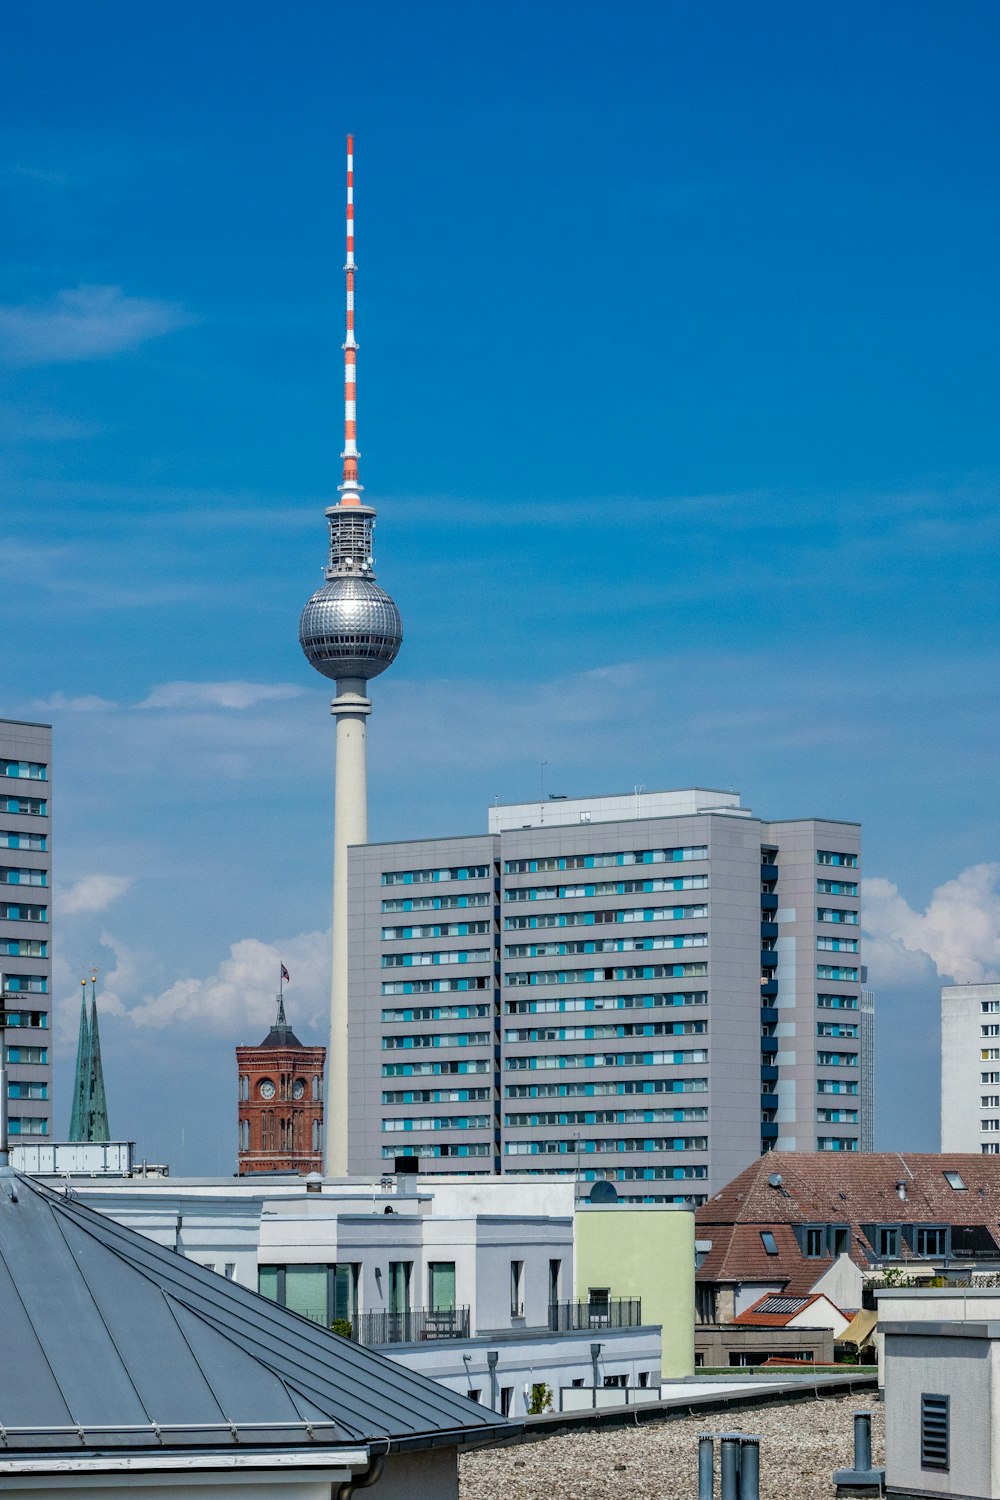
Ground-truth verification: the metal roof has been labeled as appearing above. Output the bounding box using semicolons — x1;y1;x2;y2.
0;1166;509;1453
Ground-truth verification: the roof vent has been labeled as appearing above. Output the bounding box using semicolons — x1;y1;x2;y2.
768;1172;783;1189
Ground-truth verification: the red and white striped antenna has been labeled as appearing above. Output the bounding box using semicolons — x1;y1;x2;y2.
338;133;362;506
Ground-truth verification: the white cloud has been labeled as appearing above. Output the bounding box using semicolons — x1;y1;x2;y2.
0;285;191;365
138;680;308;711
31;692;117;712
862;863;1000;987
58;874;133;917
126;929;331;1035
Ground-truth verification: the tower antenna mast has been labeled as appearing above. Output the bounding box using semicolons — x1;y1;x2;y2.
340;133;361;507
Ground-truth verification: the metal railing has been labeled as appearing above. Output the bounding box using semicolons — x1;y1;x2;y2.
352;1306;471;1345
548;1297;642;1331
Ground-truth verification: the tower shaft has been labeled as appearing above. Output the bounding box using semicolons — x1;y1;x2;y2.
327;678;371;1173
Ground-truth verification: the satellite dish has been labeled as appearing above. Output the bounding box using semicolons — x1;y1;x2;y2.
588;1181;619;1204
768;1172;783;1189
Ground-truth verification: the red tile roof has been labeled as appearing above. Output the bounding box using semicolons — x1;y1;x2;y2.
731;1292;829;1327
696;1152;1000;1288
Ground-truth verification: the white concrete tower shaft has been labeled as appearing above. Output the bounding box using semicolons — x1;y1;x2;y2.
298;136;403;1175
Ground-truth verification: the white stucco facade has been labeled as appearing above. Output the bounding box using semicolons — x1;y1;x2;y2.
941;983;1000;1153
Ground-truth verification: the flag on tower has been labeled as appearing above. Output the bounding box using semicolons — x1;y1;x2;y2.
281;964;290;983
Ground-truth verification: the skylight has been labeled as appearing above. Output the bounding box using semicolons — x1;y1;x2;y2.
760;1231;778;1255
943;1170;967;1191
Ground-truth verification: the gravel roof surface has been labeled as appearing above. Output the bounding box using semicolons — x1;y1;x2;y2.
461;1391;883;1500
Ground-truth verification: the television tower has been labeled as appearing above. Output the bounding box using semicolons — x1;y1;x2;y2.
299;136;403;1174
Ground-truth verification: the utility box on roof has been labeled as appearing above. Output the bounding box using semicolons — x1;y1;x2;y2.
881;1289;1000;1500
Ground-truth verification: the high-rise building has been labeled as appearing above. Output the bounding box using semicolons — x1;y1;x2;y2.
346;789;863;1200
236;996;325;1174
860;986;875;1151
298;136;402;1175
0;718;52;1140
941;982;1000;1153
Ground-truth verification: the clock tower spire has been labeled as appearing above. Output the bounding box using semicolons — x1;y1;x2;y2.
236;992;325;1175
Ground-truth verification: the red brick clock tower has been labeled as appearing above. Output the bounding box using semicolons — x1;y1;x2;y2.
236;996;325;1175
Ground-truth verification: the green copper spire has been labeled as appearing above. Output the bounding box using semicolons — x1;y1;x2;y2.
68;981;91;1141
67;974;111;1142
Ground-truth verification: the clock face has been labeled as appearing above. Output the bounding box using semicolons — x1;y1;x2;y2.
258;1079;276;1100
292;1079;306;1100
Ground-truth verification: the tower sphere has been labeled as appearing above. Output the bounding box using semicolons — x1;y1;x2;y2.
299;574;402;682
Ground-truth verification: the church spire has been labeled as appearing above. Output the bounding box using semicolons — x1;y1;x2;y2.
68;972;111;1142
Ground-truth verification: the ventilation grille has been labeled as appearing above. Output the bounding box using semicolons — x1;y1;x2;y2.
920;1393;949;1471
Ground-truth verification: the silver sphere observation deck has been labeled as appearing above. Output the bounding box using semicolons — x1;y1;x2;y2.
299;502;402;683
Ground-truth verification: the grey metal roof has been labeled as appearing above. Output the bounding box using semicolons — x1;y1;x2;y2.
0;1167;510;1452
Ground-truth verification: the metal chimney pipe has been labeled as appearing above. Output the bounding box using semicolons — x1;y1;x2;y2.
720;1434;742;1500
487;1350;499;1413
698;1434;715;1500
853;1411;873;1473
740;1436;761;1500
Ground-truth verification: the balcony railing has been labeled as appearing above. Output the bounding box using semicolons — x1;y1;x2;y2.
548;1297;642;1331
351;1306;471;1345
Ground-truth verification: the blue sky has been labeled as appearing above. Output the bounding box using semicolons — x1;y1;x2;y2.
2;2;999;1171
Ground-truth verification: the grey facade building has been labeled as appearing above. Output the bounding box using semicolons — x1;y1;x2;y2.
347;789;863;1201
860;987;875;1152
0;719;52;1139
941;982;1000;1154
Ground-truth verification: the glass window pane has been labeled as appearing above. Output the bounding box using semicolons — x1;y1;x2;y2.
285;1264;328;1324
258;1266;279;1303
429;1261;456;1311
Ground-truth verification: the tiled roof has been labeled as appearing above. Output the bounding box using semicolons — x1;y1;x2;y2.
696;1152;1000;1287
0;1166;510;1453
731;1292;826;1327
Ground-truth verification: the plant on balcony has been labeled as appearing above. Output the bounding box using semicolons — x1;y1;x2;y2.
527;1382;553;1415
330;1318;353;1339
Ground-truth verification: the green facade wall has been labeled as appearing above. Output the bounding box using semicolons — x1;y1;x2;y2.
574;1205;694;1379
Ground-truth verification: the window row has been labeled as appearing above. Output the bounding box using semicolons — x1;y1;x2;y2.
3;940;46;957
382;1116;490;1132
818;1137;859;1151
381;1142;491;1158
505;1078;708;1098
1;903;46;922
382;1032;490;1050
817;907;858;924
504;875;709;902
381;1003;492;1023
504;934;708;959
817;1051;858;1067
382;921;492;940
817;936;859;952
817;1107;857;1122
983;1001;1000;1014
505;847;708;875
816;850;858;867
381;978;493;994
382;865;490;885
2;975;47;993
1;831;46;851
1;761;47;781
505;1021;706;1043
507;1048;709;1070
0;868;47;887
817;993;858;1010
382;1087;492;1104
817;965;859;982
381;893;492;913
7;1081;47;1099
817;1022;858;1038
507;963;708;987
505;1136;707;1155
382;949;492;968
816;879;857;896
506;1107;708;1126
382;1060;491;1077
818;1079;858;1094
2;1009;47;1028
8;1116;47;1134
5;1047;48;1064
505;904;708;930
506;992;707;1015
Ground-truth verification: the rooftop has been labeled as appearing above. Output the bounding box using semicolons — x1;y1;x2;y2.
0;1166;508;1454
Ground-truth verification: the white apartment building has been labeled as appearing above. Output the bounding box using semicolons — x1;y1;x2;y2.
941;982;1000;1152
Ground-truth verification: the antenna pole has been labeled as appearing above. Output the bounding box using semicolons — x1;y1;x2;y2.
338;133;362;507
